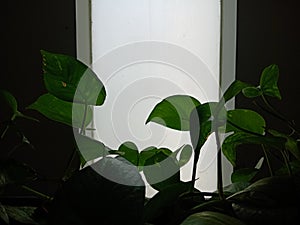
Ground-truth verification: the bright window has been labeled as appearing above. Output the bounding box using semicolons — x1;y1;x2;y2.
76;0;237;197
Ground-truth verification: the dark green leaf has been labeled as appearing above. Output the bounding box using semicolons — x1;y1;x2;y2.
190;102;226;159
176;145;193;167
146;95;200;131
0;160;37;189
222;132;285;166
41;50;106;105
0;203;9;224
144;182;191;222
242;86;262;98
180;211;247;225
0;89;18;114
228;176;299;207
275;160;300;175
227;109;266;135
231;168;259;183
4;206;37;225
27;93;92;128
74;133;110;166
268;129;300;160
115;141;139;166
222;80;251;102
259;64;281;99
223;182;250;195
50;157;145;225
143;148;180;191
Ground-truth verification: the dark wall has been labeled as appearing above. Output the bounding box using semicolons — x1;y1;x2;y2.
235;0;300;169
1;0;77;195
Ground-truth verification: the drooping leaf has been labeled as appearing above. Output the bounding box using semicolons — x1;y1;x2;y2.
0;89;18;114
74;133;110;166
41;50;106;105
242;86;263;98
4;206;38;225
268;129;300;160
0;202;9;224
180;211;247;225
49;157;145;225
222;132;285;167
146;95;200;131
259;64;281;99
222;182;251;196
228;176;299;207
222;80;251;102
143;148;180;191
144;181;192;223
0;159;37;189
226;109;266;135
27;93;92;128
231;168;259;183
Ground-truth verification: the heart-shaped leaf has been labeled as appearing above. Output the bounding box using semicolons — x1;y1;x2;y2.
222;132;285;166
259;64;281;99
222;80;251;102
27;93;92;128
242;86;263;98
41;50;106;105
226;109;266;135
146;95;200;131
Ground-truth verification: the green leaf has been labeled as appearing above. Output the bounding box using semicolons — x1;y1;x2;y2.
190;102;227;158
275;160;300;175
0;159;37;189
242;86;263;98
0;89;18;114
27;93;92;128
144;181;191;222
259;64;281;99
74;133;110;166
146;95;200;131
231;168;259;183
227;109;266;135
4;206;38;225
41;50;106;105
143;148;180;191
228;176;299;207
50;157;145;225
115;141;139;166
180;211;247;225
268;129;300;160
222;132;285;166
176;145;193;167
222;80;251;102
0;202;9;224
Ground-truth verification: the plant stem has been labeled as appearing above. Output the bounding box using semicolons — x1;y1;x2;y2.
215;127;225;200
261;95;300;135
261;144;274;176
21;185;53;202
281;150;292;176
80;102;88;135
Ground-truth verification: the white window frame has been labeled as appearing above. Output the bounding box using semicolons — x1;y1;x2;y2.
75;0;237;194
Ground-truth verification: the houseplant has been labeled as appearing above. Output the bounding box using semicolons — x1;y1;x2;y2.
0;50;299;225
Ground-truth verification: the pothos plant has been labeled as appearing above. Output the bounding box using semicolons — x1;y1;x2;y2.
0;50;299;225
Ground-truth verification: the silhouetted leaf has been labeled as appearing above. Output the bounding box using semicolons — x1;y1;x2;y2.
146;95;200;131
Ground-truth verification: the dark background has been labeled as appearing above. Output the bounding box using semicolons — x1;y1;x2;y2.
1;0;299;195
